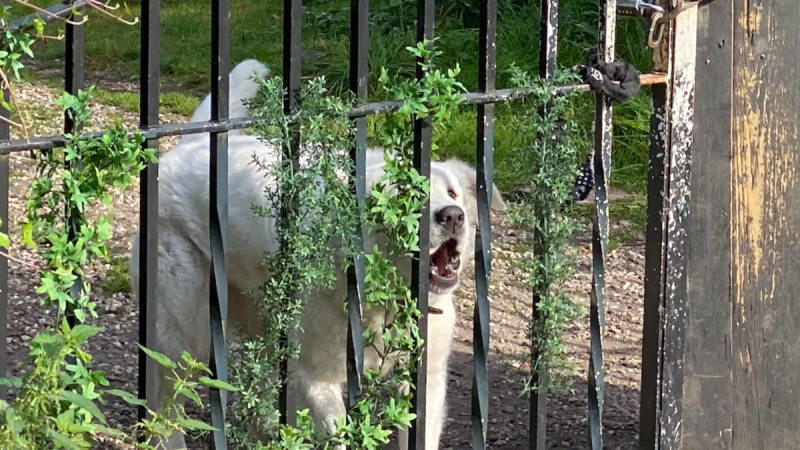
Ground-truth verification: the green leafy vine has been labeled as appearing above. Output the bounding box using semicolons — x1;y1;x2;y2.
0;4;236;446
506;65;586;394
226;39;464;449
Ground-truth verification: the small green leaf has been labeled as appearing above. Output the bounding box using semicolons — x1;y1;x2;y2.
21;222;35;249
176;417;217;432
138;344;177;370
69;325;102;344
105;389;146;407
0;376;23;389
179;387;203;407
48;429;80;450
198;376;239;392
52;391;107;425
5;407;23;435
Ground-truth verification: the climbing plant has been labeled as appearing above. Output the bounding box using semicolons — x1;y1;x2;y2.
226;39;465;449
506;65;586;394
0;4;236;449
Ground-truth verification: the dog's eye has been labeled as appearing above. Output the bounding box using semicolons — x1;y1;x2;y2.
448;188;457;199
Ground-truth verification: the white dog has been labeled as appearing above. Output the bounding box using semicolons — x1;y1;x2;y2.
129;59;506;449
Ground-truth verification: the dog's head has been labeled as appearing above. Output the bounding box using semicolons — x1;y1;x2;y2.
427;158;506;295
365;150;506;295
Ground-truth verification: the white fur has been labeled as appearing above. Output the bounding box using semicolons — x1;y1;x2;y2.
129;59;505;449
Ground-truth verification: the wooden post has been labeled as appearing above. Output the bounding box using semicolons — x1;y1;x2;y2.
685;0;800;448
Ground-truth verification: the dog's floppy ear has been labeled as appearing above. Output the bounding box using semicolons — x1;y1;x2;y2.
443;158;507;211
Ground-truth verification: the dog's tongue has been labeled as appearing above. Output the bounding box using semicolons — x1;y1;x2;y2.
431;248;449;276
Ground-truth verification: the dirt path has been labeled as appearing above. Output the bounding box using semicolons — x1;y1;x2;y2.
4;83;645;449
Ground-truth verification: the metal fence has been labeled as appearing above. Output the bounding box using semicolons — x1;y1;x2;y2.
0;0;697;449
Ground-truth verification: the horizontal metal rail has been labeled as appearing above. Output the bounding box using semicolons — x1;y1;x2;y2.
0;73;667;154
9;0;101;31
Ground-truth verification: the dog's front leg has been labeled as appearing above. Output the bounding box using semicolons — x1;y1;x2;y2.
291;375;346;441
423;359;449;449
394;353;449;450
397;303;456;450
424;301;457;449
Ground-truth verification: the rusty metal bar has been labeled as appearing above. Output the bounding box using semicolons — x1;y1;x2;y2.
640;2;698;448
0;74;669;154
587;0;616;447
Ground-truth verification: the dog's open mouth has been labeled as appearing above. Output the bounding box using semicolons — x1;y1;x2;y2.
429;239;460;291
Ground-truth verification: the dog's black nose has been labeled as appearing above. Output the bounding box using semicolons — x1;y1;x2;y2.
435;205;465;234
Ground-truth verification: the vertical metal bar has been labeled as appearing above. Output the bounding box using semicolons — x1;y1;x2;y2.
408;0;434;446
64;6;85;329
64;17;85;108
138;0;160;427
639;14;671;450
0;87;8;399
539;0;559;80
656;7;695;445
0;0;7;399
472;0;497;445
640;4;697;448
588;0;615;448
346;0;368;410
209;0;230;447
638;81;668;450
530;1;558;449
281;0;302;425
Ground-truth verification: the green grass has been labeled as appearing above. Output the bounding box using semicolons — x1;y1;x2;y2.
103;255;131;295
91;89;200;116
573;193;648;250
18;0;653;240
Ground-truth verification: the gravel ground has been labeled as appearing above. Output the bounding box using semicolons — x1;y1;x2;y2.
4;82;645;449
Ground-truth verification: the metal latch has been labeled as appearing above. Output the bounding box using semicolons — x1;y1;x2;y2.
617;0;667;48
618;1;699;48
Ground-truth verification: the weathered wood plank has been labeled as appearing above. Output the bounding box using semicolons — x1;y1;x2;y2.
682;0;734;448
731;0;800;448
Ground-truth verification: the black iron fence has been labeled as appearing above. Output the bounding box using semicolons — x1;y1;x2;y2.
0;0;697;449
